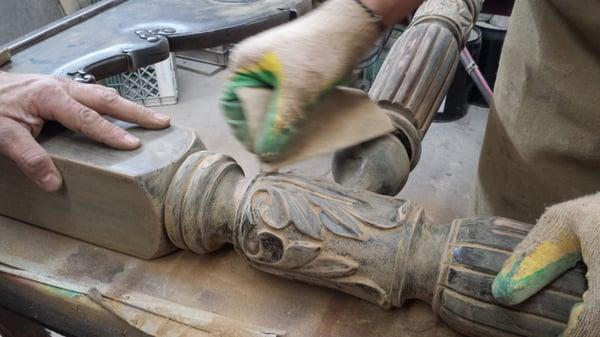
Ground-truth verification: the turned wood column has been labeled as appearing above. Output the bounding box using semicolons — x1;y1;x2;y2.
333;0;484;195
0;123;586;337
370;0;483;151
164;151;421;308
165;151;586;337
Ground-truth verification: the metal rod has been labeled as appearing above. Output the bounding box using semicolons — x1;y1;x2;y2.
2;0;126;55
460;47;493;105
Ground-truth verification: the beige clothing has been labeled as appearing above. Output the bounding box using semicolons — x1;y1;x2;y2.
472;0;600;223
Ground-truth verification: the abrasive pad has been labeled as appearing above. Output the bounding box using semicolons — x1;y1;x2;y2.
236;87;395;170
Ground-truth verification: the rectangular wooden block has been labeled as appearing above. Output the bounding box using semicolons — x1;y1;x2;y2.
0;124;203;259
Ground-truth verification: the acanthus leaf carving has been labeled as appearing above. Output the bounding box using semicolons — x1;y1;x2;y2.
271;236;321;269
234;173;411;308
246;231;359;279
337;276;391;308
280;240;321;267
258;188;289;229
318;207;364;240
294;253;359;278
250;175;403;242
255;188;324;239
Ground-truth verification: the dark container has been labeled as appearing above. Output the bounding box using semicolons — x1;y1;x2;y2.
469;19;508;107
434;28;482;122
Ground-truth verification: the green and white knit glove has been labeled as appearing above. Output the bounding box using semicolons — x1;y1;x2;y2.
493;192;600;337
221;0;382;160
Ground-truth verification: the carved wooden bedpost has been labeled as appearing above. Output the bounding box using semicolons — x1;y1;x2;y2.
333;0;483;195
165;151;586;337
0;126;586;337
166;151;419;307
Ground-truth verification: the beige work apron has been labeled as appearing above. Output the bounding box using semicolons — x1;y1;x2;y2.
471;0;600;223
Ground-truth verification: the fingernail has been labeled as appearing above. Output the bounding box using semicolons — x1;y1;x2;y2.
153;112;170;123
38;173;62;191
125;134;141;147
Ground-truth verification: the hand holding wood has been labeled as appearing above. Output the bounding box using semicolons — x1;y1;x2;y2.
493;193;600;337
0;72;170;191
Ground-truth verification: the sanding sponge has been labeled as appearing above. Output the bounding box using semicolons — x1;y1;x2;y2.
237;87;395;170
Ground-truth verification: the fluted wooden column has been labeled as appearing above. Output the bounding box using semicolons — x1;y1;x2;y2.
370;0;483;154
333;0;484;195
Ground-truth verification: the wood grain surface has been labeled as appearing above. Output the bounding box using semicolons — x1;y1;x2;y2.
0;216;460;337
0;124;203;259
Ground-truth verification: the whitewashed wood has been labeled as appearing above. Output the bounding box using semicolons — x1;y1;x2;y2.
0;124;203;259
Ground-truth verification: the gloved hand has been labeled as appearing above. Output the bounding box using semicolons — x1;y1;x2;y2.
493;192;600;336
221;0;382;160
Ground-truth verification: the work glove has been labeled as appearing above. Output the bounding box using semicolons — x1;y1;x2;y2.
493;192;600;336
221;0;382;160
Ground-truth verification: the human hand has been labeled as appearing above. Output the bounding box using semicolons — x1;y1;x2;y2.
221;0;382;160
0;72;170;191
493;192;600;336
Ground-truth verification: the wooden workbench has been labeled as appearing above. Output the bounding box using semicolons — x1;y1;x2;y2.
0;214;459;337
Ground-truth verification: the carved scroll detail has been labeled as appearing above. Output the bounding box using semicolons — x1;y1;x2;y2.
165;151;587;334
246;231;359;278
239;228;392;307
233;173;413;307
